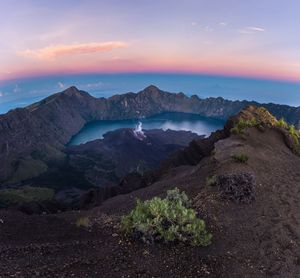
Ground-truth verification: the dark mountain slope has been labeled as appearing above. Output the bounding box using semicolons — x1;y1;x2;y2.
1;85;300;183
0;87;104;182
65;128;200;187
0;128;199;210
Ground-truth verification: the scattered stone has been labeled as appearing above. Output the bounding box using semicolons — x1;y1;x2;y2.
143;250;150;256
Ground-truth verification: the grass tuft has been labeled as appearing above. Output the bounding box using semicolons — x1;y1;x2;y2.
231;153;249;163
76;217;91;228
231;118;258;135
206;175;217;186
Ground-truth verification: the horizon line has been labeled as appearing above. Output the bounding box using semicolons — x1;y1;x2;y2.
1;70;300;85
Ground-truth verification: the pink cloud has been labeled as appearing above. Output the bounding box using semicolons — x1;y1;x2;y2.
19;41;128;59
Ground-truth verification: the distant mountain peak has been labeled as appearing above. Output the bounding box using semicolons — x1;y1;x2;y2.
66;86;79;91
62;86;81;95
144;84;160;90
60;86;94;100
139;85;167;98
143;85;160;91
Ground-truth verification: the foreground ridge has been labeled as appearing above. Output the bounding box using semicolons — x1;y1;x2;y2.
0;106;299;277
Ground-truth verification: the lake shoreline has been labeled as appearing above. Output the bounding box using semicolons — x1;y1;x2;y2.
68;112;225;145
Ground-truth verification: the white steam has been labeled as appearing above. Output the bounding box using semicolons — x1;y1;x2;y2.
133;121;146;140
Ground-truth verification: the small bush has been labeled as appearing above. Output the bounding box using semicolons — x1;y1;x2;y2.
288;125;300;145
231;153;249;163
76;216;91;228
121;188;212;246
276;118;289;129
0;186;54;206
231;118;258;134
206;175;217;186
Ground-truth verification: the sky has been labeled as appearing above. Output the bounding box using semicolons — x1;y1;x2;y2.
0;0;300;112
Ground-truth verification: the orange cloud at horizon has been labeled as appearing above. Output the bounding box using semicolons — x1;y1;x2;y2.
1;51;300;83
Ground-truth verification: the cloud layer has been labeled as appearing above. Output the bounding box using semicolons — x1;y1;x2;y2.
19;41;128;59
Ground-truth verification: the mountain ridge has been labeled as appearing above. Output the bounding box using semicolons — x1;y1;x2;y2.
1;85;300;182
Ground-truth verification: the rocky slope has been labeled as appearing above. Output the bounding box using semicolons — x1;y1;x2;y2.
0;106;299;277
1;85;300;183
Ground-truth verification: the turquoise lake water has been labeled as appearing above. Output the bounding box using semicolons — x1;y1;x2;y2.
69;112;225;145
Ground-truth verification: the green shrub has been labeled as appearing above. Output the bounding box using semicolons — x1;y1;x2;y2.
0;186;54;206
231;118;258;134
231;153;249;163
121;188;212;246
76;216;91;228
276;118;289;129
276;118;300;145
206;175;217;186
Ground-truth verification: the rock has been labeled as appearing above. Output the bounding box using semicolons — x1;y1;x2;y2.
160;129;227;170
217;172;256;204
225;105;278;132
